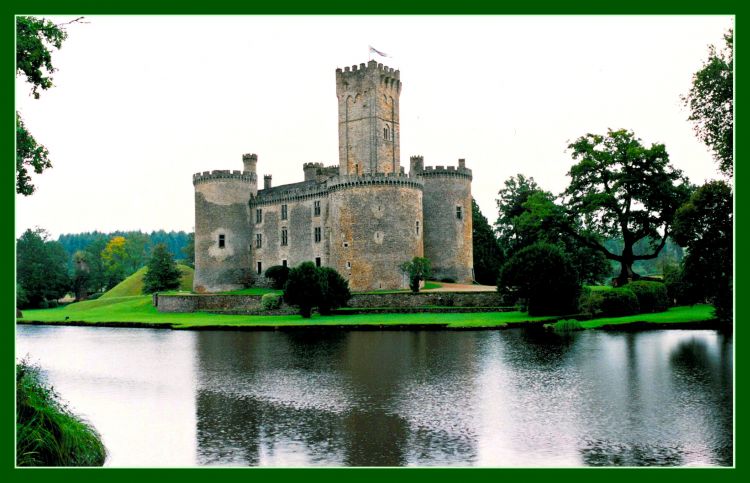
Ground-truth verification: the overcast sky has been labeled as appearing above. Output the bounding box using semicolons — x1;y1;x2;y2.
15;15;732;239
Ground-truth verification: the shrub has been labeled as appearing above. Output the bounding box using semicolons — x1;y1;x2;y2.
552;319;584;332
400;257;432;293
87;292;104;301
579;287;639;318
16;361;106;466
318;267;351;315
625;281;669;313
284;262;323;318
498;242;580;316
142;243;182;294
47;300;59;309
260;293;282;311
264;265;290;290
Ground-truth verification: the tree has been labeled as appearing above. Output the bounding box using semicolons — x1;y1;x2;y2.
472;198;504;285
16;228;70;308
683;29;733;177
181;232;195;268
283;262;323;318
563;129;692;285
142;244;182;294
16;16;78;195
101;236;131;289
400;257;432;293
498;242;580;316
265;265;290;290
318;267;352;315
71;251;91;301
495;174;541;254
672;180;733;323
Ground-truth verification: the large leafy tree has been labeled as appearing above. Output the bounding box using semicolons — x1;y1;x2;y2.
672;181;733;323
563;129;692;285
16;16;74;195
317;267;352;315
142;243;182;294
683;29;733;177
101;236;131;289
495;174;541;254
471;198;504;286
16;228;70;308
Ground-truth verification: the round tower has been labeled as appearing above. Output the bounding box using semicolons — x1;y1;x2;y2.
419;159;473;283
327;174;424;291
192;154;258;292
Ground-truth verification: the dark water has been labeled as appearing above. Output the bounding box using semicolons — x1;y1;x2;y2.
16;325;733;467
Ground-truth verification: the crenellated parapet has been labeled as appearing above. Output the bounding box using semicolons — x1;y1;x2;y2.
250;182;328;206
325;172;423;193
415;158;472;180
193;170;257;185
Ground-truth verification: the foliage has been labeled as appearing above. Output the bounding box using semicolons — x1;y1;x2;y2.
495;174;609;284
16;112;52;196
101;236;132;289
552;319;584;332
181;232;195;267
283;262;323;318
142;244;182;294
471;198;504;285
16;228;70;308
498;242;580;316
16;16;68;98
672;180;733;323
400;257;432;293
318;267;352;315
624;281;669;313
261;293;283;311
101;265;193;299
264;265;290;290
682;29;733;176
563;129;692;284
16;360;106;466
17;283;29;308
71;251;91;301
662;263;690;306
578;287;639;318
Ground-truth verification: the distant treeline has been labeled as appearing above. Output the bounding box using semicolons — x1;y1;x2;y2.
57;230;191;261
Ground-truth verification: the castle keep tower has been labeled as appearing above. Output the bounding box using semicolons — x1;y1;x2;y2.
192;154;257;292
336;60;401;175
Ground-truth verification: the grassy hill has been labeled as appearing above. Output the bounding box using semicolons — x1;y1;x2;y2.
100;264;194;299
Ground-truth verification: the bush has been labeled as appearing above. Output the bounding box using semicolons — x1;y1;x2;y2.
284;262;323;318
552;319;583;332
625;281;669;313
142;243;182;294
498;242;580;316
579;287;639;318
264;265;290;290
260;293;282;311
86;292;104;301
47;300;59;309
318;267;351;315
16;361;106;466
400;257;432;293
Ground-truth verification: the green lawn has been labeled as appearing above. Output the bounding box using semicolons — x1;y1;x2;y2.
101;265;194;299
18;296;715;331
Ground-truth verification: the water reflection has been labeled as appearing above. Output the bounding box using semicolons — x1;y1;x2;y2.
16;325;732;467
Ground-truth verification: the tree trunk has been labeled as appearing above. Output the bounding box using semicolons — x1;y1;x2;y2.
616;242;640;286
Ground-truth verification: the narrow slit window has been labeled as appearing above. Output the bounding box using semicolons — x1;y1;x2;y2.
314;200;321;216
256;233;262;248
281;228;288;246
456;206;462;220
415;221;420;235
257;261;262;274
314;227;322;243
218;234;225;248
346;261;352;270
281;204;288;220
256;209;263;224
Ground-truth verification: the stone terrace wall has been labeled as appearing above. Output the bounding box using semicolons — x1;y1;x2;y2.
156;291;504;313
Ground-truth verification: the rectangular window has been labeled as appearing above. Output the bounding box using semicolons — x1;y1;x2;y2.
256;208;263;223
257;261;262;274
256;233;262;248
281;204;288;220
315;257;321;267
218;234;225;248
314;200;321;216
456;206;462;220
282;259;287;268
281;228;288;246
314;227;322;243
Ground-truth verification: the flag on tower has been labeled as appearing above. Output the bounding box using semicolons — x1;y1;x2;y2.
369;45;389;58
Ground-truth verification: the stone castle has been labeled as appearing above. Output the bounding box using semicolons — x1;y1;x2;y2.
193;59;473;292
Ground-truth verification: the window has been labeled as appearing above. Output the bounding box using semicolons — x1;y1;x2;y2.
315;257;321;267
257;262;262;274
456;206;462;220
282;259;287;268
415;221;420;235
256;208;263;223
314;200;321;216
314;227;322;243
281;204;288;220
256;233;262;248
384;127;388;139
218;234;225;248
281;228;288;246
343;241;349;248
346;261;352;270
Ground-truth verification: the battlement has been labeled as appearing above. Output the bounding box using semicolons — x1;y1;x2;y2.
336;60;401;91
251;181;328;206
193;170;257;185
326;172;424;193
419;162;473;180
302;162;325;169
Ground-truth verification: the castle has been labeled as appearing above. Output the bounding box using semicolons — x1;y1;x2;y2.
193;59;473;292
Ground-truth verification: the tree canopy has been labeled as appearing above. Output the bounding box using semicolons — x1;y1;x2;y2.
400;257;432;293
683;29;733;177
142;243;182;294
16;228;70;308
563;129;691;284
471;198;504;286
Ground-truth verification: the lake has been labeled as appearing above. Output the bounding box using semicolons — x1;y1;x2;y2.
16;325;733;467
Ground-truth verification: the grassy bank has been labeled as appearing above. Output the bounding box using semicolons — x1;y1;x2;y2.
16;361;106;466
18;294;716;330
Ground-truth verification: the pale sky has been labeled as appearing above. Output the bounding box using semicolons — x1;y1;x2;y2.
15;15;732;239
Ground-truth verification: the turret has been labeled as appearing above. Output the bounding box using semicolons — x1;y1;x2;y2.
242;153;257;174
263;174;272;189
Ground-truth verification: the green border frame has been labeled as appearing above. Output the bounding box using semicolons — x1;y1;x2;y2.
4;1;742;482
